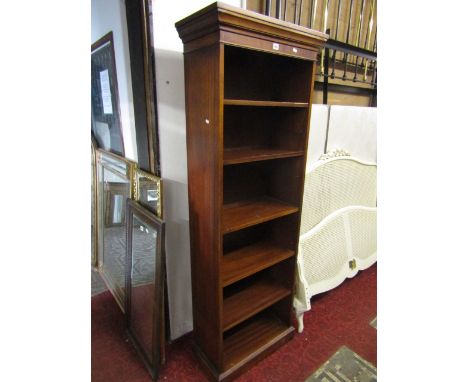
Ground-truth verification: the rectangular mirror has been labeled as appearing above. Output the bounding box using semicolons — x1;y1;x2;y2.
97;149;135;311
92;139;98;267
125;199;165;380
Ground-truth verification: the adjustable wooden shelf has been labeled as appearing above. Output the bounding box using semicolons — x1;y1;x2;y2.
176;3;327;381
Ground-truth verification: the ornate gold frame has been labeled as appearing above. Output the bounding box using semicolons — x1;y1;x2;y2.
133;168;163;218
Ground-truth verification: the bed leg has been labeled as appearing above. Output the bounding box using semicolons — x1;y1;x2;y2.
297;313;304;333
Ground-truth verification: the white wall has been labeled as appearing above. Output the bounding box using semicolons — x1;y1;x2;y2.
91;0;137;161
326;105;377;162
306;105;377;166
306;104;329;171
152;0;241;340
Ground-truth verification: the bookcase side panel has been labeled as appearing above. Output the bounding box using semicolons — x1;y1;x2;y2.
184;43;223;369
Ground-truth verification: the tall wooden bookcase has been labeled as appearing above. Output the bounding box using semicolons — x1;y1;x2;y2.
176;3;327;381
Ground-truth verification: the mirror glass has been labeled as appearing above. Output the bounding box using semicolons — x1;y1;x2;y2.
92;142;97;265
129;214;158;361
98;152;132;310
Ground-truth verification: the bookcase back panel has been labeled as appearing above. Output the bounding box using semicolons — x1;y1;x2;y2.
224;106;309;151
223;158;304;206
223;259;295;299
223;214;300;254
224;45;313;103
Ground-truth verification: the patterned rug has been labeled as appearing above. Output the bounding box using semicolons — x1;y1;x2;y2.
93;224;158;299
92;269;108;296
305;346;377;382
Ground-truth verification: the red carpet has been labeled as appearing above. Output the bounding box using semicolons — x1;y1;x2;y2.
92;264;376;381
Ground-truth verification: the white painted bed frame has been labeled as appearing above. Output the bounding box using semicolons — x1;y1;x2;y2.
294;153;377;332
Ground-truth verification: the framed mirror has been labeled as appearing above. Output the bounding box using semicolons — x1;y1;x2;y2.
134;168;162;218
92;138;98;267
125;199;165;380
97;149;136;311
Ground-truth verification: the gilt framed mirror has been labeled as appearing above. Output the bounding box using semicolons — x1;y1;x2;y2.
125;199;165;380
134;168;162;218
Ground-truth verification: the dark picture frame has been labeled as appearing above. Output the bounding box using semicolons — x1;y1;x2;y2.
91;138;98;267
125;0;161;175
91;32;125;156
125;199;165;380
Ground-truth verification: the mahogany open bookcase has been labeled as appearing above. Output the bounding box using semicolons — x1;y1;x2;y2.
176;3;327;381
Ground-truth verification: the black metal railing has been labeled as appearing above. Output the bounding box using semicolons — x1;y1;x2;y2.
254;0;377;105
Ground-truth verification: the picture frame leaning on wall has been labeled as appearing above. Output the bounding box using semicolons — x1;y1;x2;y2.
91;31;125;156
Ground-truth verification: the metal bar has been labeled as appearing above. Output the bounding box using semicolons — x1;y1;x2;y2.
323;44;330;104
342;0;354;80
364;0;375;80
353;0;366;81
294;0;298;23
344;0;354;46
331;48;337;79
265;0;271;16
370;60;376;85
325;39;376;60
283;0;288;21
369;34;377;86
334;0;343;39
276;0;282;19
330;0;342;78
315;81;376;96
359;0;372;67
370;56;377;107
371;32;377;71
354;0;365;46
320;0;330;75
298;0;303;24
322;74;374;85
309;0;317;28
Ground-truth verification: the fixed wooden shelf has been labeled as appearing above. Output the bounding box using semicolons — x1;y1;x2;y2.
222;242;294;287
224;147;304;165
222;197;299;234
223;278;291;331
223;313;294;371
224;99;309;108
